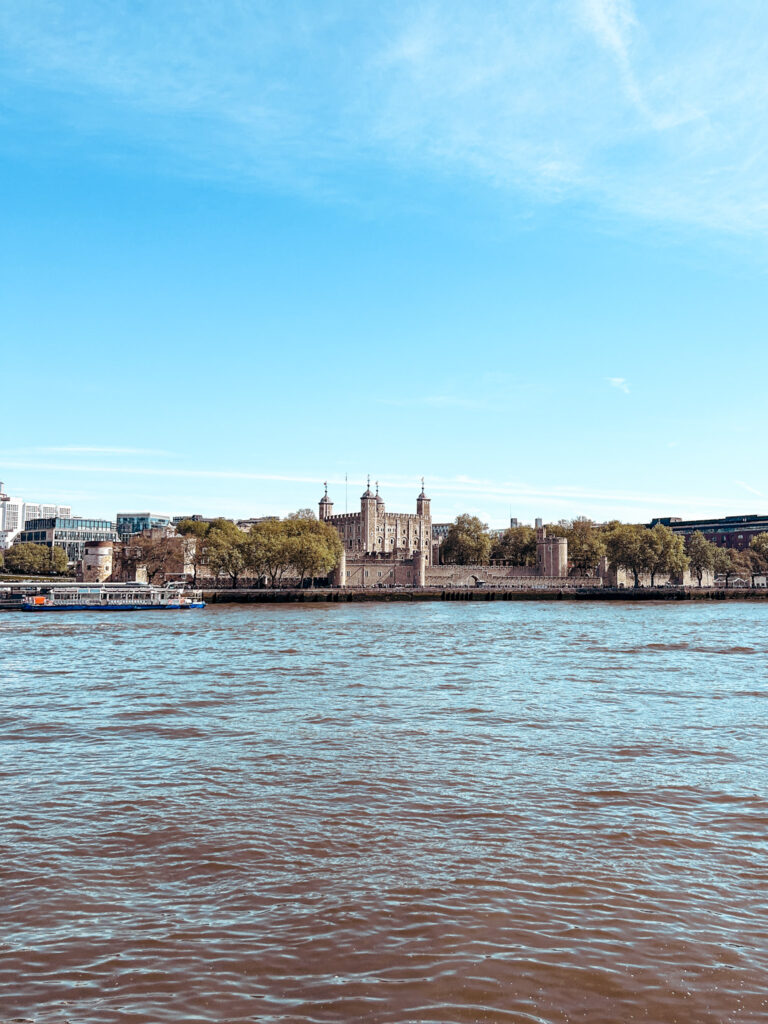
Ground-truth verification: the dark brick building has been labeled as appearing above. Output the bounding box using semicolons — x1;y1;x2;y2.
649;515;768;550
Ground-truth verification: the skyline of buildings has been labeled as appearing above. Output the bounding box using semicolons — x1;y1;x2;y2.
4;474;768;567
0;481;73;550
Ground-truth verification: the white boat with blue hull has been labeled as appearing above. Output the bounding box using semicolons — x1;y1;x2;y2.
22;583;205;612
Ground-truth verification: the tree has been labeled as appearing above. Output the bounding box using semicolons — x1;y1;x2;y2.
711;546;735;588
731;548;761;587
567;517;606;575
206;521;248;588
284;518;343;586
490;525;537;565
4;542;52;575
442;515;493;565
686;531;714;587
246;518;292;587
121;533;178;584
604;523;652;587
646;523;687;586
175;519;211;585
49;546;69;574
749;532;768;575
287;508;316;521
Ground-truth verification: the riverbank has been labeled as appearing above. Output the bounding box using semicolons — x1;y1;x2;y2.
203;586;768;603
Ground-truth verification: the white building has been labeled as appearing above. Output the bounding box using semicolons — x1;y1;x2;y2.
23;503;72;523
0;481;74;550
0;493;25;549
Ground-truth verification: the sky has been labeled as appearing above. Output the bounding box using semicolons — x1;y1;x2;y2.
2;0;768;527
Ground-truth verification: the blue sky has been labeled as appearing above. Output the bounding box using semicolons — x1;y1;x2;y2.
2;0;767;526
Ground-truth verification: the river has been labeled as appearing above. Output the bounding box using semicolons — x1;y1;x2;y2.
2;602;767;1022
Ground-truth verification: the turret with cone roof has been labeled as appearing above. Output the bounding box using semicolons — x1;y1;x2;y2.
416;477;431;519
318;482;333;521
361;474;374;500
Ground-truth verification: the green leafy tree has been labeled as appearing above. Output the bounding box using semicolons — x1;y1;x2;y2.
686;531;715;587
284;517;343;586
604;523;652;587
442;515;493;565
246;518;292;587
287;508;316;521
749;532;768;574
49;546;69;574
567;517;607;575
711;546;736;588
206;521;248;588
490;525;537;565
646;523;688;586
175;519;211;585
4;542;51;575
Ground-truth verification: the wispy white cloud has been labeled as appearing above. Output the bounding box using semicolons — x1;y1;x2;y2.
34;446;175;456
607;376;630;393
735;480;764;498
1;2;768;234
0;459;750;516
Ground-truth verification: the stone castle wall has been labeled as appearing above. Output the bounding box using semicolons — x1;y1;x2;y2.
426;565;600;588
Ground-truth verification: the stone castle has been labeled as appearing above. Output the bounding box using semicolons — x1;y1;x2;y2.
318;482;581;589
319;479;432;561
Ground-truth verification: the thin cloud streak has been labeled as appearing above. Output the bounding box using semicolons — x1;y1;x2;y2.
735;480;765;498
33;446;175;456
1;460;753;515
607;377;630;394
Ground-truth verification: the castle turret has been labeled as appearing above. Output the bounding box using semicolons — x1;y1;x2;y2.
413;548;426;587
536;520;568;577
416;478;431;520
80;540;114;583
334;547;347;588
361;475;377;552
319;483;333;521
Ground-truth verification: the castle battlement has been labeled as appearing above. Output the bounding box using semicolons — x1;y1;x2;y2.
318;479;432;565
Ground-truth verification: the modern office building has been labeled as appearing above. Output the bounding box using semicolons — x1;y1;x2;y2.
116;513;173;539
24;503;72;522
650;514;768;550
19;517;118;563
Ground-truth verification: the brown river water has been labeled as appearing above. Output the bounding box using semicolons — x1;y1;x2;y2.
1;602;767;1023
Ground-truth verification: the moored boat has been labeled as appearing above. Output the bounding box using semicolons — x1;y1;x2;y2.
22;582;205;611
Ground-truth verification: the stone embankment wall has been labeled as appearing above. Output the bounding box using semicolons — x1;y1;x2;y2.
202;587;768;604
425;565;599;588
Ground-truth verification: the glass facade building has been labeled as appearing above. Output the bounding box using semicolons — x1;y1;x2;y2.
116;513;172;539
19;517;118;563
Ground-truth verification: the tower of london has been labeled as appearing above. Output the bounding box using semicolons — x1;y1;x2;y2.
319;479;432;565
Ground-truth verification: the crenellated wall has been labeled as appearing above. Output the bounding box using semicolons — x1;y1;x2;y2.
426;565;600;588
